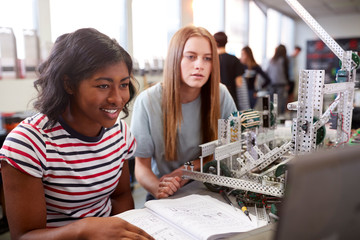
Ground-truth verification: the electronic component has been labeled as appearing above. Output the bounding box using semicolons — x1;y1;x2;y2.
328;112;338;129
336;69;348;82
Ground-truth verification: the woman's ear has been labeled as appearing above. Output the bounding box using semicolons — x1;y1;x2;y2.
63;76;73;94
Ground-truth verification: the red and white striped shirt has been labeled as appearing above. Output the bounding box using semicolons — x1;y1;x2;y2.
0;113;136;227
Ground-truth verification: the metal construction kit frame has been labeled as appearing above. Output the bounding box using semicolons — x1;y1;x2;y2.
182;0;359;198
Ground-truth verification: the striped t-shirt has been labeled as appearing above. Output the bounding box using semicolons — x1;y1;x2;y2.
0;113;136;227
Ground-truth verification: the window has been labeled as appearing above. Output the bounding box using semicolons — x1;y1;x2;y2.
50;0;126;45
193;0;224;34
249;1;266;65
225;0;247;57
280;14;295;54
266;8;295;61
0;0;36;77
0;0;35;30
132;0;180;69
266;8;281;60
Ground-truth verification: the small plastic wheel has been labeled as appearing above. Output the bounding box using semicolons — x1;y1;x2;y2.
275;164;287;177
203;161;231;192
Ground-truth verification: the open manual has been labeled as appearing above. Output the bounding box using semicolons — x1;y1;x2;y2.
115;194;262;240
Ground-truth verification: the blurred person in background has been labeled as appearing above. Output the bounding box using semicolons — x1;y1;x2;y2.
266;44;290;117
214;32;250;111
288;45;302;105
240;46;271;109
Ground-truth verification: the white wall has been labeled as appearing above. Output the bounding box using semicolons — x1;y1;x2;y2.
0;79;37;113
294;13;360;72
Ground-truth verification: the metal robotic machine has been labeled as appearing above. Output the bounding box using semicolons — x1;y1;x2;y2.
182;0;360;200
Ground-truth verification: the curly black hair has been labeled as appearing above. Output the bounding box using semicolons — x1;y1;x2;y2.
34;28;138;126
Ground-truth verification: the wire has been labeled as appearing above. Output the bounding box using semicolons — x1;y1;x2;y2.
336;112;350;147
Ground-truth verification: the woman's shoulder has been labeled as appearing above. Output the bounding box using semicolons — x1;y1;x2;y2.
219;83;234;103
17;113;53;133
4;113;52;151
219;83;229;93
219;83;237;116
117;119;135;142
132;82;163;117
136;82;162;102
141;82;162;94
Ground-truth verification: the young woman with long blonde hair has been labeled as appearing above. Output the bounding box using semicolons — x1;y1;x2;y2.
131;26;236;200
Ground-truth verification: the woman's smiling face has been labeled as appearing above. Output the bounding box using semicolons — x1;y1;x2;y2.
65;61;130;137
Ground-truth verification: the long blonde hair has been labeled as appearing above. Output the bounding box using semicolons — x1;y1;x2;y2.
162;26;221;161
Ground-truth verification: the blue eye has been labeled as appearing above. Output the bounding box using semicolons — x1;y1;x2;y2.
204;57;212;61
186;55;195;60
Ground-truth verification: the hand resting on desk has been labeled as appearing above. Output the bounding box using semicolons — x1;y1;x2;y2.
157;166;190;199
73;216;154;240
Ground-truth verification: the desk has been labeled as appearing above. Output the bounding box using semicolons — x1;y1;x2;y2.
171;180;277;240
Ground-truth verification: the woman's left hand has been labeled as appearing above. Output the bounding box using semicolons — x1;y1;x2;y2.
156;176;182;199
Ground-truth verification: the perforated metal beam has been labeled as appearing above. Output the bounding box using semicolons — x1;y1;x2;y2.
182;170;284;197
